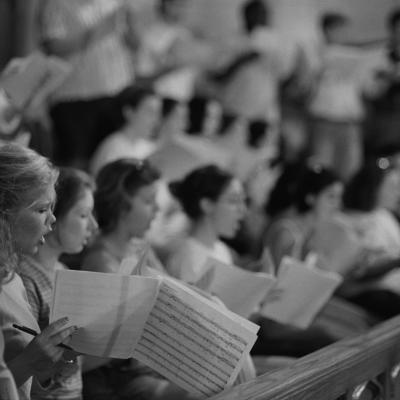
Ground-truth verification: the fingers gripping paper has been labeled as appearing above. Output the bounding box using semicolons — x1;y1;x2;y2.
50;270;258;397
198;258;276;318
259;257;343;328
50;271;159;358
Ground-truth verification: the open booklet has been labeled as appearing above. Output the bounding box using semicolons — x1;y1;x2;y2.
0;52;71;110
148;134;232;181
194;255;342;329
50;270;259;397
259;256;343;329
198;258;276;318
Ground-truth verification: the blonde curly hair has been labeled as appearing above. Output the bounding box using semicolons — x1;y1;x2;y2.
0;144;58;286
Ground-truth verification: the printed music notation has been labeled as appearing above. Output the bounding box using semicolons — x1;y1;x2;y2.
50;270;259;396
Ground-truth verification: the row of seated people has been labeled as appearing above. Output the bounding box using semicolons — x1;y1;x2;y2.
3;138;400;399
88;84;272;183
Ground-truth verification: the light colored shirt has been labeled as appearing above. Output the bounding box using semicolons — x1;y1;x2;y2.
137;20;197;101
218;28;290;123
42;0;134;102
19;258;83;400
166;237;233;283
309;44;369;121
90;131;157;176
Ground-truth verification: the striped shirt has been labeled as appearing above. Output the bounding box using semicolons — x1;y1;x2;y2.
19;257;83;400
41;0;134;101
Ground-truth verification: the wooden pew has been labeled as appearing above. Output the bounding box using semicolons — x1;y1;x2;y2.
211;315;400;400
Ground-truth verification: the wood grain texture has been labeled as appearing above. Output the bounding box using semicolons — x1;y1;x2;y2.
211;316;400;400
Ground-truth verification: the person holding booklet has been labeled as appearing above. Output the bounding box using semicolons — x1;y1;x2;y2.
18;167;97;400
263;163;375;337
166;164;337;357
82;158;197;400
0;144;78;399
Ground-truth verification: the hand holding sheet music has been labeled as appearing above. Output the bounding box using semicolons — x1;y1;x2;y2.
197;257;276;318
50;270;259;397
259;257;343;328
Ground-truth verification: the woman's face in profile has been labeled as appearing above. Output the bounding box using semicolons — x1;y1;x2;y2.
211;179;247;238
313;182;343;217
124;183;159;238
11;184;56;255
54;189;98;254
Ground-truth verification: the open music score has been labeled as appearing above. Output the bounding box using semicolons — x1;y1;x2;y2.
50;270;259;397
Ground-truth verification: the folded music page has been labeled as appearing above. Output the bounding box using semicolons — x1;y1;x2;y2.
50;270;259;396
50;270;160;358
133;276;259;397
199;257;276;318
259;257;343;328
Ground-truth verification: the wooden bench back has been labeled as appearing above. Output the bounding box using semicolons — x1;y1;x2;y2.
211;316;400;400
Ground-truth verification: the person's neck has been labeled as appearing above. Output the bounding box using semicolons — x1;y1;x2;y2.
297;211;319;233
34;242;62;272
190;219;218;249
102;227;134;259
121;120;151;142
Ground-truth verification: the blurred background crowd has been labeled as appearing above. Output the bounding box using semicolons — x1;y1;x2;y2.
3;1;400;398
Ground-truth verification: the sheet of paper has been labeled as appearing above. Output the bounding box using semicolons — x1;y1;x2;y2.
1;53;70;110
199;257;276;318
148;134;232;181
133;276;259;397
50;270;160;358
259;257;343;329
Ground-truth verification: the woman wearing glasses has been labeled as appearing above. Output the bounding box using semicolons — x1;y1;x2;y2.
166;164;247;281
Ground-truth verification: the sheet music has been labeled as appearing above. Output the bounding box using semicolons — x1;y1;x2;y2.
50;270;160;358
259;257;343;328
133;276;259;397
199;258;276;318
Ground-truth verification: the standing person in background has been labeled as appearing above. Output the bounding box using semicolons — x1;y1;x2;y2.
308;12;367;182
363;8;400;156
214;0;294;154
19;167;97;400
137;0;216;102
0;144;78;399
41;0;135;168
